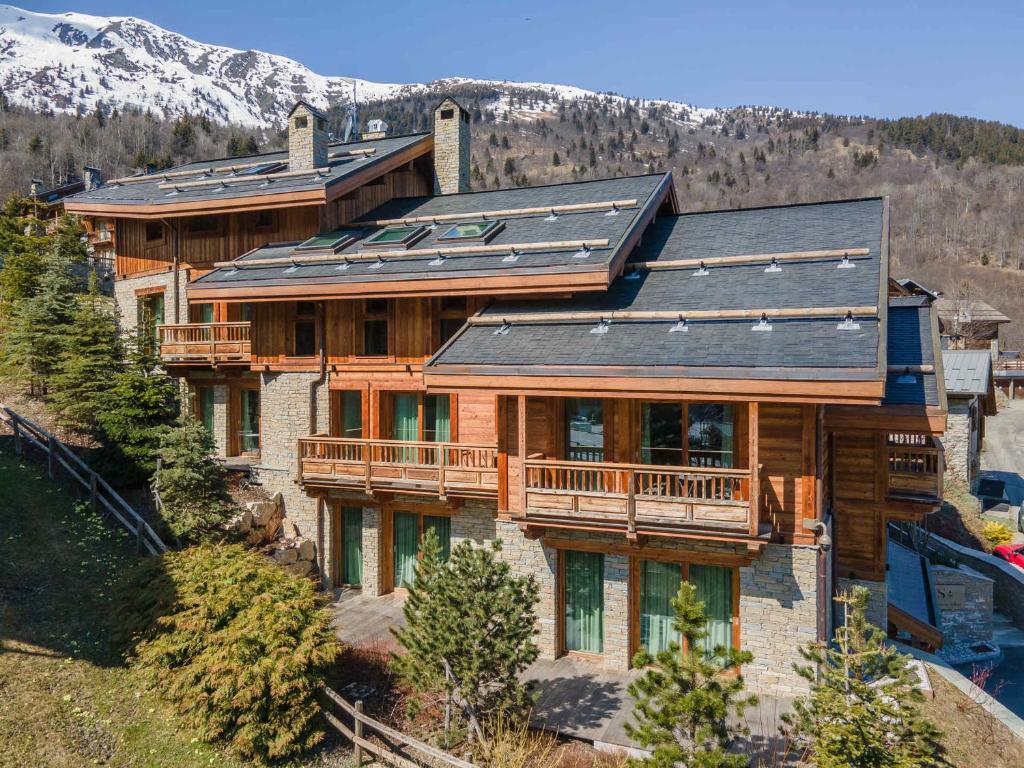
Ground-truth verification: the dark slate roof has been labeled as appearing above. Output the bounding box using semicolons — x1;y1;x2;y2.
65;132;430;207
191;174;670;291
883;300;940;407
942;350;992;396
430;197;888;380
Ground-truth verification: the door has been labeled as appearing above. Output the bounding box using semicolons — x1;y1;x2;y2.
197;386;215;434
340;507;363;587
563;550;604;654
238;389;260;454
691;564;733;656
392;511;420;589
393;394;419;463
639;560;682;656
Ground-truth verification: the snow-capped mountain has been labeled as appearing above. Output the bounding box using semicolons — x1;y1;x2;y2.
0;5;718;129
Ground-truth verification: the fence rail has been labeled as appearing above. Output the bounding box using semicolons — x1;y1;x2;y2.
0;404;168;555
321;686;475;768
158;321;251;364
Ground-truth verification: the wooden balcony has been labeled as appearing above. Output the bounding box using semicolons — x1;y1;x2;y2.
298;437;498;499
887;442;943;504
522;459;760;540
158;322;251;366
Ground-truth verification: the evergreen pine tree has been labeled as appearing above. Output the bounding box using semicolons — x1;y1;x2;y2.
93;341;179;485
783;588;943;768
392;532;539;747
154;418;236;543
51;274;123;432
626;582;755;768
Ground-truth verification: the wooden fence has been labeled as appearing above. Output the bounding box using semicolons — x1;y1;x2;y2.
321;687;476;768
0;404;168;555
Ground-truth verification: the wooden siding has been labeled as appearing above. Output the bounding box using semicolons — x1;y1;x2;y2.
832;431;886;580
759;403;817;544
319;161;432;231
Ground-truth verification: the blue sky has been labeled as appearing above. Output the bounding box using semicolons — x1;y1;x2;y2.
23;0;1024;126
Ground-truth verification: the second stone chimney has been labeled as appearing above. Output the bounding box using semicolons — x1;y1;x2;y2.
288;100;328;171
433;97;470;195
83;165;103;191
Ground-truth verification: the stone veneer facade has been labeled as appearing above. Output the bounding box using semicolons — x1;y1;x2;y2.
943;397;978;489
343;498;820;695
433;98;470;195
113;267;189;332
931;564;994;647
288;102;328;171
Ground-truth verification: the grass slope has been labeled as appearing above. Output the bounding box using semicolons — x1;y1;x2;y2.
0;444;243;767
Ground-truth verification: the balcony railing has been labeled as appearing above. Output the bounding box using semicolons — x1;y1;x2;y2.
523;459;757;538
158;322;251;365
298;437;498;499
887;442;943;502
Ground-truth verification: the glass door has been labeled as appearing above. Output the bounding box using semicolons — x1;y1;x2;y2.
691;564;733;657
239;389;260;454
566;398;604;462
197;386;215;434
639;560;682;656
424;394;450;443
563;550;604;654
393;393;419;463
423;515;451;561
341;507;363;587
640;402;684;465
687;404;735;468
393;511;419;589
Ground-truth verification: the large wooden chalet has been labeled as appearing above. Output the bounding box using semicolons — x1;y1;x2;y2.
64;98;946;695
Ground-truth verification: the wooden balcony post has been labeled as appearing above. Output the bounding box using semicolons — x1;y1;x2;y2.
626;468;637;540
438;443;447;501
364;442;372;495
748;402;759;537
517;395;527;518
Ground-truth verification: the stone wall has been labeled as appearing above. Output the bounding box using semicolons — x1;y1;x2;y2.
288;103;327;171
250;370;329;575
932;564;994;646
184;378;230;456
929;533;1024;630
943;398;977;488
433;99;469;194
112;267;189;333
835;576;888;630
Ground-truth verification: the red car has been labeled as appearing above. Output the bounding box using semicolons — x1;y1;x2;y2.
994;543;1024;568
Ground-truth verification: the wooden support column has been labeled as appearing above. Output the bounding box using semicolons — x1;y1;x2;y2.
517;395;527;519
748;402;760;537
497;396;510;519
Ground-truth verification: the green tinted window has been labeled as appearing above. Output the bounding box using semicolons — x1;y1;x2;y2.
295;231;356;252
365;225;425;247
438;221;501;241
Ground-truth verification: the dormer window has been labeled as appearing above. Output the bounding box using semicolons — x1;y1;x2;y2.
363;225;427;249
437;220;504;243
294;231;358;253
294;116;308;129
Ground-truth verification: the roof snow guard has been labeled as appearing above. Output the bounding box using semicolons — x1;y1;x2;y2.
424;197;896;404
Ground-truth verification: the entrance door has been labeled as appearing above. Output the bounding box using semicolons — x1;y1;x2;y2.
691;564;733;656
340;507;363;587
563;550;604;654
391;511;452;590
238;389;260;454
393;394;419;463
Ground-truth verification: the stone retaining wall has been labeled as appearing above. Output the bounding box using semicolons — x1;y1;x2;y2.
929;533;1024;630
931;564;994;646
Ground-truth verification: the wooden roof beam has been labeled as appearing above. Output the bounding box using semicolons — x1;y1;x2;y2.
467;305;879;325
366;199;639;226
629;247;871;271
210;238;611;269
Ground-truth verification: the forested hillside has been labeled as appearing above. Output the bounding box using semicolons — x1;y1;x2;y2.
4;84;1024;347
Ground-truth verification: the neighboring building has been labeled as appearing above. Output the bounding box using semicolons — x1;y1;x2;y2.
993;351;1024;399
935;297;1011;355
942;349;997;488
65;98;947;698
24;169;115;272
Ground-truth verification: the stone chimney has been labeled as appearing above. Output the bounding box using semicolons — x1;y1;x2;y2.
83;165;103;191
288;100;328;171
29;178;42;196
433;97;470;195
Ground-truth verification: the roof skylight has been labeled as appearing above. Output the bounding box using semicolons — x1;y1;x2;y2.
364;225;427;249
437;220;504;243
294;232;358;253
234;161;285;176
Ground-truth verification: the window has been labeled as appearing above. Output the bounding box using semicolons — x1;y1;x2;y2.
424;394;451;443
437;220;503;243
196;386;215;434
440;108;454;120
238;389;260;454
335;391;363;438
137;292;165;349
637;561;734;659
295;231;357;253
253;210;277;230
293;301;317;357
194;303;214;323
294;115;308;129
363;225;427;249
361;299;389;356
691;565;733;657
187;215;219;235
565;398;604;462
563;550;604;654
640;402;735;468
439;318;464;345
392;510;451;589
239;302;252;322
438;295;468;347
235;162;284;177
145;221;163;243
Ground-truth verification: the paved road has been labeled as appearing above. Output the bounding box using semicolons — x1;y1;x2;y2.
979;398;1024;539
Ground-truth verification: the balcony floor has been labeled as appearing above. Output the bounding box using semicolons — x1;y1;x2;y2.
330;589;791;757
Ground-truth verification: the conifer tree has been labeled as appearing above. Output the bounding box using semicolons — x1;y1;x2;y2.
51;273;123;431
93;341;179;485
784;588;943;768
155;418;236;543
626;582;755;768
392;532;539;747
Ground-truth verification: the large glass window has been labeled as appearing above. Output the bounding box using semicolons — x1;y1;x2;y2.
424;394;451;443
639;560;682;656
362;299;389;356
392;511;451;589
688;404;735;468
137;292;165;349
641;402;683;465
563;550;604;654
341;507;363;587
197;386;215;434
565;398;604;462
338;391;362;438
239;389;260;454
196;303;214;323
691;564;733;656
293;301;317;357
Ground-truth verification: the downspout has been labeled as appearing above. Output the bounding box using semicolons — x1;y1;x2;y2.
308;301;327;435
161;218;181;323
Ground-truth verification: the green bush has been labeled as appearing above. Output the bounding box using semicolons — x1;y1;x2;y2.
155;418;236;543
121;544;341;763
982;521;1013;548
